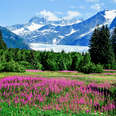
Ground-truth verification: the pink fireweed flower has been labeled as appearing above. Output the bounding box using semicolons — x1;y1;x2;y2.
15;100;19;104
103;73;116;75
0;76;113;114
86;110;90;113
79;97;85;104
27;92;33;101
55;104;61;111
38;95;44;102
102;103;116;111
26;70;43;72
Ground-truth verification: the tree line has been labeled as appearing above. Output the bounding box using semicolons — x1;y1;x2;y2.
0;25;116;73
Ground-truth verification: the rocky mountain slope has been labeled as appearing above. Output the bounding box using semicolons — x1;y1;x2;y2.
0;26;29;49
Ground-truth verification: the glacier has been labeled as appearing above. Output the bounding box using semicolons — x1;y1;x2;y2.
29;43;89;53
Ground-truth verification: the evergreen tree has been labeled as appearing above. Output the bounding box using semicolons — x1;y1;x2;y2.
5;49;13;62
89;25;115;65
89;27;100;64
0;31;7;49
111;27;116;59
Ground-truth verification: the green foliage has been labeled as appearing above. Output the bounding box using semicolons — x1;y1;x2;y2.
70;52;82;70
89;25;115;65
35;62;43;70
57;53;72;71
0;63;5;71
0;102;103;116
104;64;113;69
78;62;103;74
111;63;116;70
0;48;105;73
104;63;116;70
18;61;34;69
0;42;114;73
95;64;104;73
0;61;25;72
46;58;59;71
80;53;91;66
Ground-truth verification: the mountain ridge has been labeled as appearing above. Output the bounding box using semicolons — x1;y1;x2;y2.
7;9;116;46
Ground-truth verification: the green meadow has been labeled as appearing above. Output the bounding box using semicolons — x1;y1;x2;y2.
0;71;116;83
0;70;115;116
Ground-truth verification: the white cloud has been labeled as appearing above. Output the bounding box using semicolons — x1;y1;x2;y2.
37;10;59;21
91;3;101;11
64;11;81;20
36;10;81;21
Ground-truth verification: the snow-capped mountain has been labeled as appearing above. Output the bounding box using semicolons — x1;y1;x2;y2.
0;26;29;49
7;10;116;46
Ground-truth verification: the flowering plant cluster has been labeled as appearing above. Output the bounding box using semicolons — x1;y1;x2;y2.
26;70;43;72
104;69;116;72
0;76;115;114
103;73;116;75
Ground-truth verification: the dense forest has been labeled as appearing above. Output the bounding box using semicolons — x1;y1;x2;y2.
0;25;116;73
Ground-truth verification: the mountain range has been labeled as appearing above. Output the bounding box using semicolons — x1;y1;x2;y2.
1;9;116;50
0;26;29;49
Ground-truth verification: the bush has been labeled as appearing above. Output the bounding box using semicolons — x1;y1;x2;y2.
78;63;103;74
95;64;104;73
18;61;34;69
0;63;5;71
35;62;43;70
111;63;116;70
103;64;112;69
18;61;37;69
104;63;116;70
0;61;25;72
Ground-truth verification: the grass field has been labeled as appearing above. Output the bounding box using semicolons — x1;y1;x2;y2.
0;70;116;116
0;70;116;83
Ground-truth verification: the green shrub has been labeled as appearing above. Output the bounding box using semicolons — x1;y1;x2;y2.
18;61;30;66
35;62;43;70
78;63;103;74
104;63;116;70
18;61;34;69
95;64;104;73
103;64;112;69
0;63;5;71
111;63;116;69
0;61;25;72
46;59;59;71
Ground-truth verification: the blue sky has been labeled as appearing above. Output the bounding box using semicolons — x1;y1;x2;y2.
0;0;116;26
